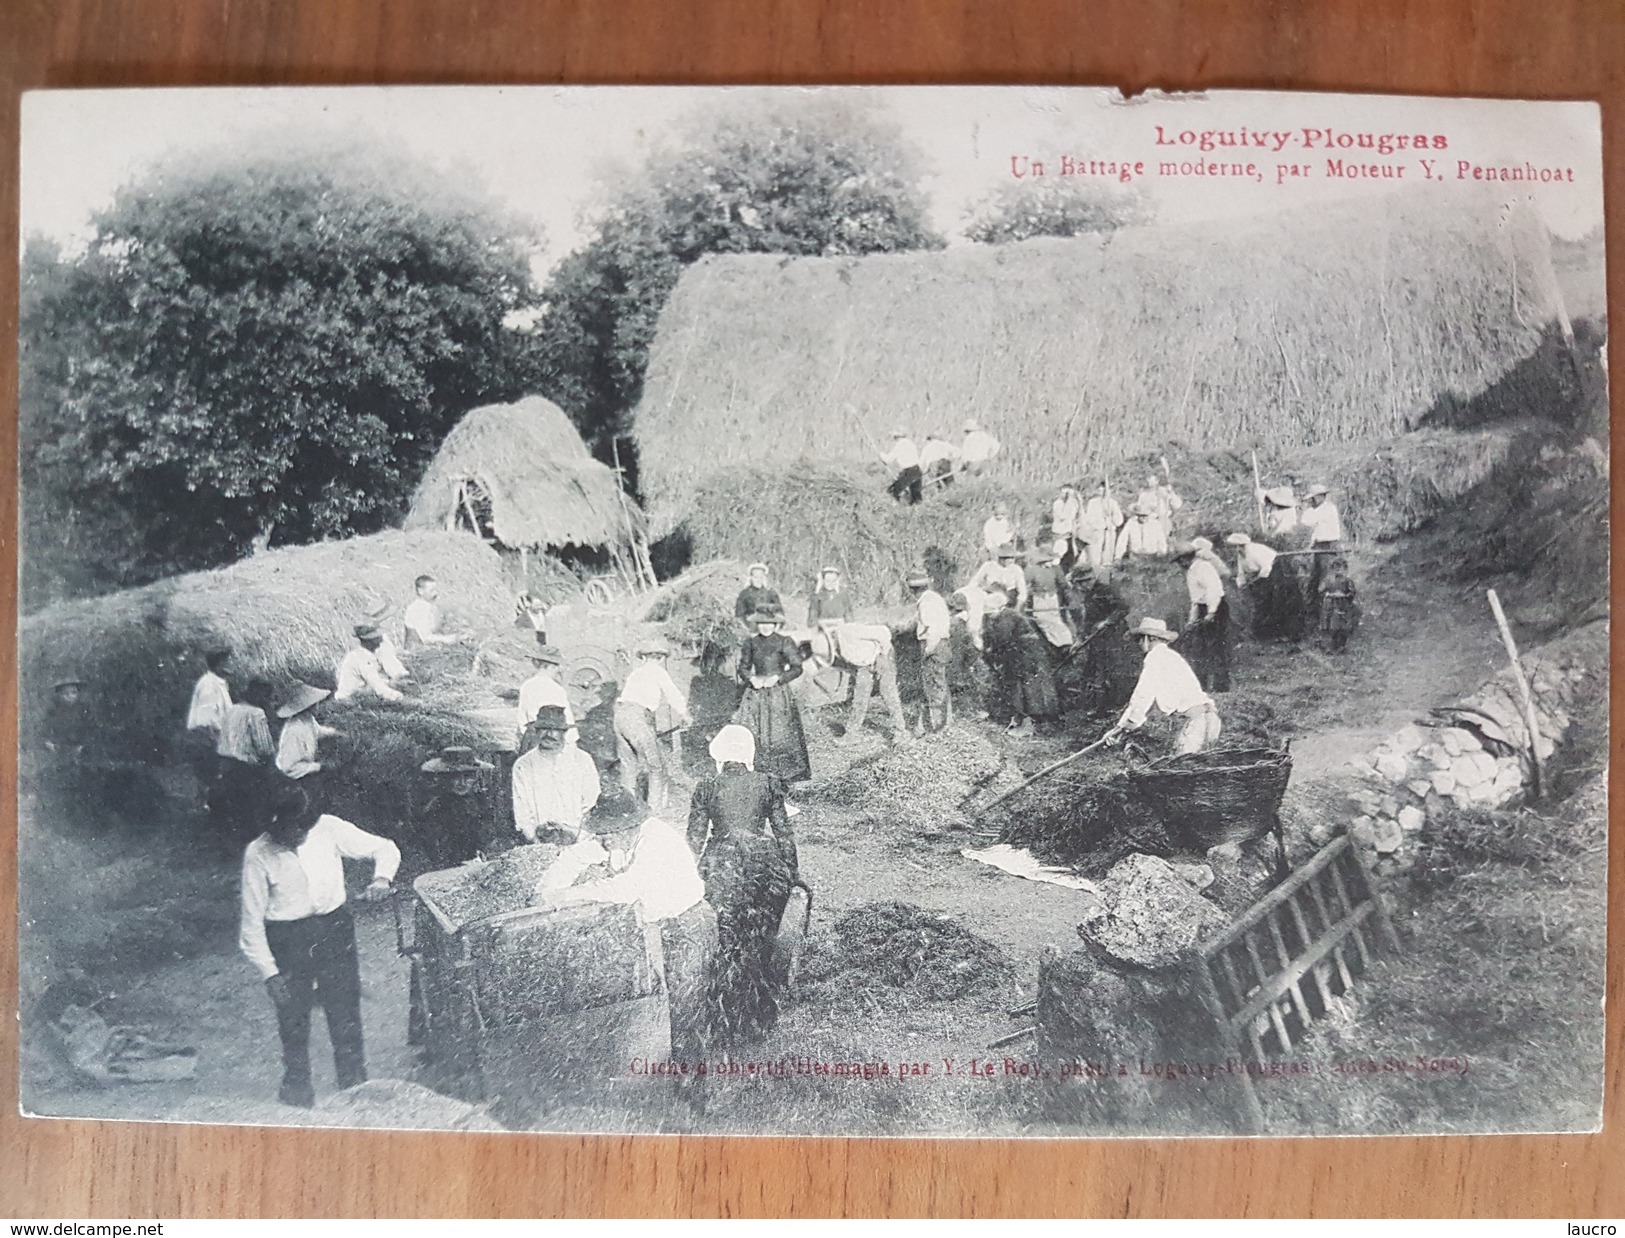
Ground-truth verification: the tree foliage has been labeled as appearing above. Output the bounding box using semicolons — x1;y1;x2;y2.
963;176;1153;245
19;142;543;603
529;95;944;444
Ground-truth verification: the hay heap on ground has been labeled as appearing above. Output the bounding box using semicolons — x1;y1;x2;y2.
809;724;1007;830
799;902;1011;1009
18;530;512;761
636;190;1561;535
405;394;646;559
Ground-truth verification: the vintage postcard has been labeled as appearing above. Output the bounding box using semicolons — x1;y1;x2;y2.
15;86;1608;1137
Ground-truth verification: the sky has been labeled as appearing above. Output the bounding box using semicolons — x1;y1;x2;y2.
20;86;1606;273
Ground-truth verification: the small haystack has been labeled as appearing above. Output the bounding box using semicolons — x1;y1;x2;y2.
405;395;651;581
636;190;1561;534
18;530;511;760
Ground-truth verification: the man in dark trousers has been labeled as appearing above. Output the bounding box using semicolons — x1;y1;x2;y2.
239;783;400;1108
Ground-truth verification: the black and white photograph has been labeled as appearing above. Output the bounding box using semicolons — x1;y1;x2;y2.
14;85;1609;1138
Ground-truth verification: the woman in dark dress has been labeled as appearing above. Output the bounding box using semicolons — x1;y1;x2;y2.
981;586;1060;737
688;724;798;1043
734;611;812;783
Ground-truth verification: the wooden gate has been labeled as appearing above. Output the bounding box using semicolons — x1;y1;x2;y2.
1192;834;1401;1131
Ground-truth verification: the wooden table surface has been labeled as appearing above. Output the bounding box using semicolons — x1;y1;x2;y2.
2;0;1621;1218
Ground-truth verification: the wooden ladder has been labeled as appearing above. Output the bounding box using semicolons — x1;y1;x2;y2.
1192;834;1401;1132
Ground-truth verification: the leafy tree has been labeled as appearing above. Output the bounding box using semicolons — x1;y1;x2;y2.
964;176;1152;245
19;141;543;602
529;95;944;445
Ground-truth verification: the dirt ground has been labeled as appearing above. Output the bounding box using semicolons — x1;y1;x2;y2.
17;534;1606;1136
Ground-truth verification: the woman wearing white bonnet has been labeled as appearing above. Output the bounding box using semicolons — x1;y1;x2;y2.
687;723;799;1044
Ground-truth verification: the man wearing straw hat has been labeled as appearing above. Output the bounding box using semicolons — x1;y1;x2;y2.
511;705;601;845
1257;484;1300;537
908;568;953;734
1103;617;1221;756
335;624;406;703
239;782;399;1109
615;637;691;811
880;429;923;505
274;683;336;781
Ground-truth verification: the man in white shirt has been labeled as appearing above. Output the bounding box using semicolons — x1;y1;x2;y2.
1178;541;1232;693
1226;532;1277;584
808;618;908;744
518;644;577;744
239;784;399;1108
909;569;952;734
981;502;1015;556
335;625;405;702
1050;485;1082;562
1079;482;1126;570
275;684;337;780
1135;471;1183;542
1105;617;1221;756
959;420;1001;476
919;433;959;490
511;706;601;843
402;575;466;647
1257;485;1300;536
1226;532;1282;640
1299;483;1343;545
881;430;923;505
186;646;233;741
614;639;691;810
1116;500;1166;559
362;599;411;680
536;789;717;1067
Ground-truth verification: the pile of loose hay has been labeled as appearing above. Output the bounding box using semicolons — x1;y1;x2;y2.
800;902;1011;1006
809;724;1006;829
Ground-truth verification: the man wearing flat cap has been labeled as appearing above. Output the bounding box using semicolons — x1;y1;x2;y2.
511;705;601;844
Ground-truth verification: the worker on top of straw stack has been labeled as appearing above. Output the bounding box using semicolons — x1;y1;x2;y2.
215;678;277;844
335;624;405;702
1190;536;1232;579
1079;480;1126;571
1050;484;1083;567
511;705;601;845
880;429;923;505
981;502;1016;557
536;787;717;1076
518;644;577;745
687;724;799;1044
402;574;468;647
186;645;234;805
274;684;335;782
908;568;953;734
1258;484;1300;537
239;781;398;1109
1135;470;1184;544
1116;500;1166;560
920;431;960;491
1024;547;1076;648
1103;617;1221;756
735;611;812;785
1227;532;1283;639
615;638;691;811
805;566;853;627
982;586;1060;739
960;419;1001;478
734;562;783;628
1174;540;1232;693
807;610;909;746
362;599;411;680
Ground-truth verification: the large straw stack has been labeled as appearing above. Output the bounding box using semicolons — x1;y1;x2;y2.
635;190;1559;536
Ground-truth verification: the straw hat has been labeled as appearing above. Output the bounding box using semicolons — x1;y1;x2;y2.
890;429;908;438
634;636;672;658
1190;537;1214;553
905;569;932;588
1130;617;1178;641
352;622;382;641
1170;540;1199;560
1305;483;1330;499
1226;533;1252;547
53;677;86;691
995;543;1020;560
1263;485;1296;508
747;561;769;574
364;598;390;620
820;565;841;578
275;683;331;719
1129;500;1152;517
528;644;564;666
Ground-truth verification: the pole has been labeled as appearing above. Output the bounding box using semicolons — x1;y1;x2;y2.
1486;589;1546;800
965;729;1116;815
1252;451;1266;534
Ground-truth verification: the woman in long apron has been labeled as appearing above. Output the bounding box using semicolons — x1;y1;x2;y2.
733;611;812;784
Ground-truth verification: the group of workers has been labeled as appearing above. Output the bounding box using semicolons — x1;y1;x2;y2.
878;421;1002;504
